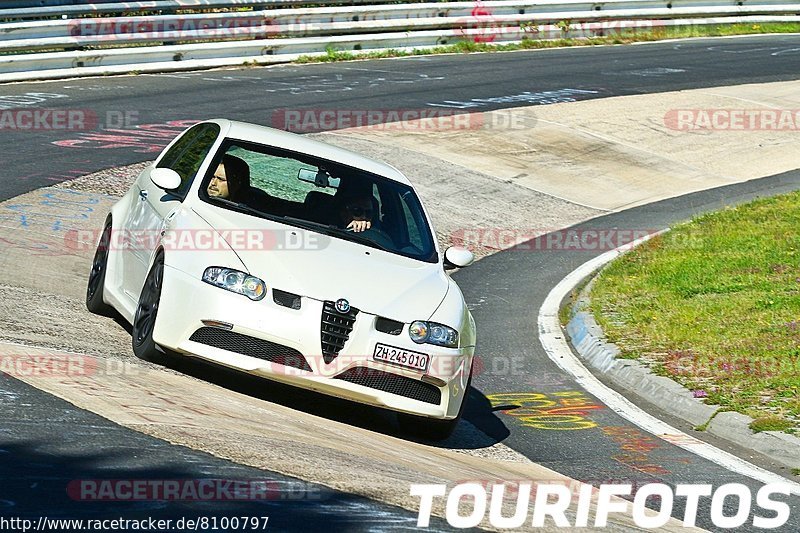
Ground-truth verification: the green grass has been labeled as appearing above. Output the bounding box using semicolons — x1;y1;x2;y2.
750;415;795;433
559;291;574;327
294;23;800;64
591;191;800;431
693;408;725;432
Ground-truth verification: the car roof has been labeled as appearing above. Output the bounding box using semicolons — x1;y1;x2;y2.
210;119;411;186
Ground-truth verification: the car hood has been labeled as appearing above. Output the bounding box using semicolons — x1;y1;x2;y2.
192;205;448;323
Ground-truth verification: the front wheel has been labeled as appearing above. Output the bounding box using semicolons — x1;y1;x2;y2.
86;220;114;316
132;254;167;363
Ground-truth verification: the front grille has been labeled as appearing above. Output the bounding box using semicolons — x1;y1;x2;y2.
273;288;301;310
189;327;311;372
320;301;358;364
334;368;441;405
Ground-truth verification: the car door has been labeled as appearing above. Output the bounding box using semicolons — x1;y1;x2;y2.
123;122;221;299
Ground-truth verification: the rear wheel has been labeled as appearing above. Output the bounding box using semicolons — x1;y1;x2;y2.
132;254;167;363
398;370;472;441
86;219;114;316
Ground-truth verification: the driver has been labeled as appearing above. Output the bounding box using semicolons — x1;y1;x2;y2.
335;192;375;233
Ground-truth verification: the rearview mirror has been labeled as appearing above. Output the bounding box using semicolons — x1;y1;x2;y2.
150;168;182;191
298;168;340;189
298;168;328;187
444;246;474;270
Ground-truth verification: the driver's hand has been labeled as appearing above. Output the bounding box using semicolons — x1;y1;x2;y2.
347;220;371;232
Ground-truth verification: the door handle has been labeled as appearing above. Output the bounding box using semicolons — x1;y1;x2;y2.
139;190;148;200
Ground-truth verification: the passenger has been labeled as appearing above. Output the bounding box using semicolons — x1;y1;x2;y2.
207;154;250;202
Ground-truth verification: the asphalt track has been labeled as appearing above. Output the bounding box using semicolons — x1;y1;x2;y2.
2;35;800;530
0;373;453;531
2;34;800;200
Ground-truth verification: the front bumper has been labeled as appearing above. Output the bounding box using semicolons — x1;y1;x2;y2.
153;265;473;419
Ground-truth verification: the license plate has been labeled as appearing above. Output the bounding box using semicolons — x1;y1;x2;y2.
373;343;429;372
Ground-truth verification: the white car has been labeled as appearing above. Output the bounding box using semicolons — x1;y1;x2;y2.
86;119;476;440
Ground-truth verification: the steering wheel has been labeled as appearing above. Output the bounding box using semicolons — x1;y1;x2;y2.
350;226;395;249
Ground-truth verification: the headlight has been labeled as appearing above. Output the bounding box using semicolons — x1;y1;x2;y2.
409;320;458;348
202;267;266;301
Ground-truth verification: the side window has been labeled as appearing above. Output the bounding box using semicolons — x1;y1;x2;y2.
157;123;220;199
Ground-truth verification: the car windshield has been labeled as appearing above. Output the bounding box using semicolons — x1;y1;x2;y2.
199;139;438;262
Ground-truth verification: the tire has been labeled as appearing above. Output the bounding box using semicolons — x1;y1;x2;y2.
132;253;167;363
398;369;473;441
86;220;114;316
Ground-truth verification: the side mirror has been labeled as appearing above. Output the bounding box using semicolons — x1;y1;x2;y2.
444;246;474;270
150;168;182;191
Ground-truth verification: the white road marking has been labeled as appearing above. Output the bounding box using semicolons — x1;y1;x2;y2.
615;67;687;77
773;47;800;56
143;73;201;79
707;46;789;54
537;232;800;495
341;66;445;79
427;88;600;109
694;91;784;109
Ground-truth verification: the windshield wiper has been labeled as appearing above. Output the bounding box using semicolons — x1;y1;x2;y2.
213;198;268;219
279;216;337;234
327;226;391;253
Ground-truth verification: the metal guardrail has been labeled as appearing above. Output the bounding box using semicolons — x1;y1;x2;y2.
4;0;119;8
1;0;798;81
3;0;797;20
1;0;395;19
